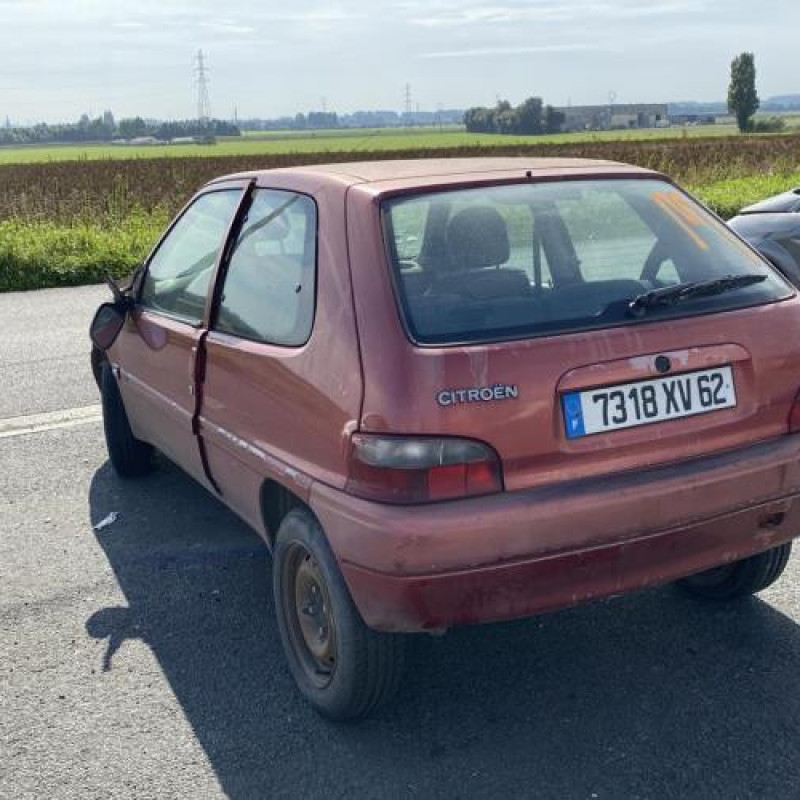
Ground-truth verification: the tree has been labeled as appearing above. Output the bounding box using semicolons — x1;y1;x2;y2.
118;117;147;138
307;111;339;129
464;107;495;133
463;107;482;132
544;105;565;134
464;96;563;136
515;97;543;134
728;52;759;132
495;108;517;134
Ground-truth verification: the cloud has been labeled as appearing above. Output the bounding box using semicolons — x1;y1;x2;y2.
420;43;596;59
267;9;366;22
409;1;702;27
0;0;795;122
199;21;257;35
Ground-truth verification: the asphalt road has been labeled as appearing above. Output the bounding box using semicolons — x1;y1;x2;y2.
3;285;800;799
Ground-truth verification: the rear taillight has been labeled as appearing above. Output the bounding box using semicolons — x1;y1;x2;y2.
345;435;503;504
789;390;800;433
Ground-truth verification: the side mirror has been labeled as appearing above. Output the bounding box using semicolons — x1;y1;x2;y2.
90;302;127;350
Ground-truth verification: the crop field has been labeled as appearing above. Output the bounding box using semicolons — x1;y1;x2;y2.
2;117;800;165
1;130;799;291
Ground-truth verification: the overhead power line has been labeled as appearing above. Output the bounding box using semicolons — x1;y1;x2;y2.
194;50;212;125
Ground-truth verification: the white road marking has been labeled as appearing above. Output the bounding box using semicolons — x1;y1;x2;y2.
0;404;102;439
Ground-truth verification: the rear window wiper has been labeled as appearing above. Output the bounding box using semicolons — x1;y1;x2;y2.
628;274;767;317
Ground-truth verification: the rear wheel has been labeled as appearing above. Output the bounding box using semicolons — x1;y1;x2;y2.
100;364;154;478
678;542;792;600
273;509;406;721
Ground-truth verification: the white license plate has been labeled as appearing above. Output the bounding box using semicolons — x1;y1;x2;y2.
562;366;736;439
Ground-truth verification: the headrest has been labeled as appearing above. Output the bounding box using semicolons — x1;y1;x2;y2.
460;269;531;299
240;210;290;246
259;213;290;241
445;206;510;271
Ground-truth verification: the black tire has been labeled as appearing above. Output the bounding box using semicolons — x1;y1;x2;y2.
273;508;406;721
100;364;154;478
678;542;792;601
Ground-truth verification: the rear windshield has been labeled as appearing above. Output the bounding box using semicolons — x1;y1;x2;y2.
382;179;792;345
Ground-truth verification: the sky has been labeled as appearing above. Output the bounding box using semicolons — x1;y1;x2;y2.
0;0;798;123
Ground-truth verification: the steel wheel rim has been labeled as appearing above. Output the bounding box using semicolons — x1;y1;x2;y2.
283;542;337;688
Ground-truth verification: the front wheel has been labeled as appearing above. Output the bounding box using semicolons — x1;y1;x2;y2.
678;542;792;601
100;364;154;478
273;509;406;721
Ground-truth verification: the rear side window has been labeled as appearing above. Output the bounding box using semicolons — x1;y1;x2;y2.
383;179;792;345
215;189;317;346
140;190;241;323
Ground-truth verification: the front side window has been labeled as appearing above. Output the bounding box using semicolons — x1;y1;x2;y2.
140;190;242;323
215;189;317;346
383;179;792;344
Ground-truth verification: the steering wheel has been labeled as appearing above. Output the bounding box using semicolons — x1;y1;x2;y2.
641;240;673;286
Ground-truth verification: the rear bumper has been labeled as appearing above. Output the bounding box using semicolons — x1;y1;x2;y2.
310;436;800;632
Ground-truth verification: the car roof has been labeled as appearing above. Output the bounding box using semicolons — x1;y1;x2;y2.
729;212;800;238
207;157;657;192
739;188;800;215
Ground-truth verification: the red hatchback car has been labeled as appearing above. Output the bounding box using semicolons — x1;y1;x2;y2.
91;158;800;720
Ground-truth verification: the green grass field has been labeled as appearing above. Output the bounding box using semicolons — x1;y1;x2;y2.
2;169;799;293
2;117;799;165
690;171;800;218
2;122;800;291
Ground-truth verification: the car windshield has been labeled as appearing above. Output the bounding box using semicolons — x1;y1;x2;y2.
383;178;793;345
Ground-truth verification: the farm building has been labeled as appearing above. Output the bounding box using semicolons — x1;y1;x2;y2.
556;103;669;132
669;113;717;125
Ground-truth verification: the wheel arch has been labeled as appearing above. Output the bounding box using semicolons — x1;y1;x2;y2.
259;478;314;548
91;345;107;389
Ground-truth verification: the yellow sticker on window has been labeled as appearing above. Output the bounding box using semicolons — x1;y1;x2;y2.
652;191;710;252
